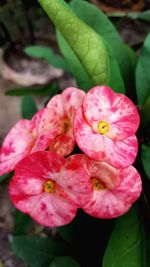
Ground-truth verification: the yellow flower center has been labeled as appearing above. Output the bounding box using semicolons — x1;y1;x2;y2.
97;120;109;135
91;177;106;191
43;180;55;193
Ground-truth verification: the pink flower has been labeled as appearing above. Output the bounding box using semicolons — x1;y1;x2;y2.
0;87;85;175
9;152;92;227
0;108;59;175
81;157;142;218
46;87;85;156
74;86;140;168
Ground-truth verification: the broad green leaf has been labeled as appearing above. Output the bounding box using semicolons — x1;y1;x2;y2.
56;0;124;92
12;236;68;267
21;96;38;119
109;10;150;22
56;31;93;90
140;96;150;128
141;145;150;179
37;0;110;88
103;205;148;267
57;30;124;93
70;0;136;92
25;45;69;71
123;44;137;71
13;210;33;235
136;33;150;106
49;256;80;267
104;40;125;93
6;84;59;97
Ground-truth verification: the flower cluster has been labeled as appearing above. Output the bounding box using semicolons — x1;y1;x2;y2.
0;86;142;227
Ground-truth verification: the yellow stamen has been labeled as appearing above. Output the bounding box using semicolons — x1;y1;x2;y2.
43;180;55;193
97;120;109;135
91;177;106;191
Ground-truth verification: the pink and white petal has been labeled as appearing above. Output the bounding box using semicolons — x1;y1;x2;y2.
106;135;138;168
116;166;142;204
49;127;75;156
86;159;120;189
32;108;61;139
46;94;65;117
83;86;114;125
0;120;35;175
32;108;63;152
9;152;65;198
74;107;138;168
9;171;44;196
14;151;65;181
106;116;139;141
10;191;77;227
106;94;140;140
82;165;142;219
62;87;86;112
55;154;93;207
82;190;131;218
74;107;107;160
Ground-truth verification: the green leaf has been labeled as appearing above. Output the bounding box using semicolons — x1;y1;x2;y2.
49;256;80;267
21;96;38;119
56;31;93;90
12;236;68;267
140;96;150;128
136;33;150;106
37;0;110;88
70;0;136;92
13;210;33;235
104;41;125;93
6;84;59;97
109;10;150;22
25;45;69;71
141;145;150;179
123;44;137;71
103;205;148;267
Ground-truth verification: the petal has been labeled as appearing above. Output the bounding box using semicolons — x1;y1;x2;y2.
62;87;86;112
74;107;138;168
49;127;75;156
31;108;62;152
9;151;65;196
47;94;65;117
86;159;120;189
14;151;65;181
106;94;140;140
45;88;85;156
47;87;85;117
106;135;138;168
9;190;77;227
82;165;142;218
56;154;93;207
116;166;142;204
9;151;79;226
83;86;114;125
0;119;35;175
83;86;139;140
